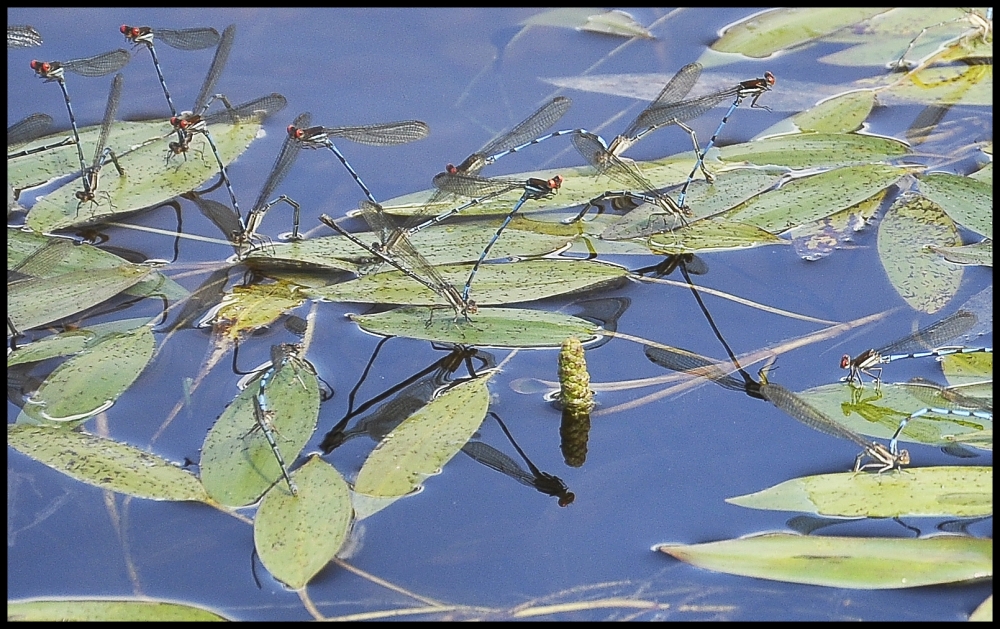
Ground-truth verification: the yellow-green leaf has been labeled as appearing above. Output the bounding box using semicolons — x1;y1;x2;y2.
7;599;227;621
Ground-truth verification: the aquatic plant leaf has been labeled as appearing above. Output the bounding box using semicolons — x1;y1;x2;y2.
578;10;654;39
798;382;992;452
309;258;627;308
6;599;228;621
6;424;208;502
354;375;489;499
881;63;992;107
787;189;885;260
656;533;991;589
213;280;306;341
254;456;352;590
7;317;153;366
711;8;890;58
201;352;320;507
648;219;785;254
927;241;992;266
916;173;992;239
351;307;600;348
723;164;905;234
15;324;155;426
717;133;910;170
877;194;962;314
941;353;994;389
791;90;875;133
727;466;992;517
7;229;187;300
8;264;154;333
25;119;263;232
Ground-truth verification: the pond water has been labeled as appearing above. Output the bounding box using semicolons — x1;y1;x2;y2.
8;7;992;621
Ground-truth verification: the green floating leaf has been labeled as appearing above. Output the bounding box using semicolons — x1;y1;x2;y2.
309;258;628;308
717;133;910;170
941;353;994;389
7;424;208;502
9;120;171;193
7;599;227;621
355;375;489;500
521;8;599;29
8;264;154;333
201;353;320;507
880;63;992;107
798;382;992;452
970;594;993;622
254;456;353;590
711;8;891;58
213;280;306;341
601;169;782;240
723;164;905;234
25;119;263;232
787;189;885;260
656;533;991;589
916;173;992;240
727;466;992;518
792;90;875;133
578;10;654;39
970;162;991;185
16;324;156;426
351;306;601;347
877;194;963;314
8;229;187;301
927;241;992;266
7;317;154;367
648;219;785;254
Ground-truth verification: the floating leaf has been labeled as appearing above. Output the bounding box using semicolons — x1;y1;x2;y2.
213;280;306;341
648;219;785;254
521;8;601;29
877;194;962;314
788;189;884;260
578;10;654;39
916;173;992;239
791;90;875;133
711;8;891;58
723;164;905;234
727;466;992;518
656;533;991;589
880;63;992;107
717;133;910;170
7;317;153;366
200;352;320;507
8;264;154;336
927;241;992;266
7;229;187;301
25;118;266;232
798;382;992;452
16;324;156;426
254;456;353;589
7;424;208;502
941;353;994;389
6;599;227;621
352;306;600;348
601;169;782;240
970;595;993;622
309;258;628;308
354;375;490;500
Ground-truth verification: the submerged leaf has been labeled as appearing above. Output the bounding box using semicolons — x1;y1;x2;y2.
656;533;991;589
213;280;306;341
7;424;208;502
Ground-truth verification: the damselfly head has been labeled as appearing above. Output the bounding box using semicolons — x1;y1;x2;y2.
121;25;152;45
839;354;852;369
764;71;776;88
30;59;62;80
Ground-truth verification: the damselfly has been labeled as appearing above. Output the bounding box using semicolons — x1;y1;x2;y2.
841;310;991;388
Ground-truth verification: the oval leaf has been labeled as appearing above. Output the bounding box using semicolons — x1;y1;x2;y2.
657;533;991;589
7;424;208;502
712;8;891;57
916;173;992;240
350;306;601;347
6;599;228;621
16;324;156;425
254;456;353;590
